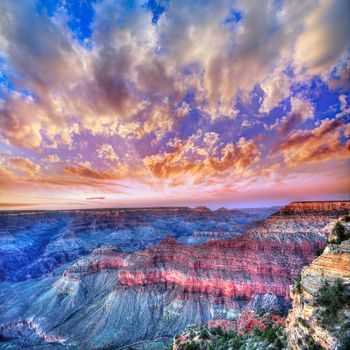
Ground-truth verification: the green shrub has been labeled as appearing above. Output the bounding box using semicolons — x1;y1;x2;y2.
339;320;350;350
297;317;309;328
294;272;302;293
226;329;239;339
209;326;223;336
317;280;348;324
199;329;210;339
308;340;323;350
342;215;350;222
261;323;277;343
252;326;262;337
340;335;350;350
332;222;346;244
304;334;324;350
184;342;200;350
315;247;324;257
175;320;286;350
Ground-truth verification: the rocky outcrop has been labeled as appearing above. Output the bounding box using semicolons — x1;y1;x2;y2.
286;220;350;350
0;319;65;348
279;201;349;215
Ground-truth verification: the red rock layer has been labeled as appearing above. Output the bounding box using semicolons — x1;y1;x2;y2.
64;201;350;307
279;201;349;215
207;310;285;333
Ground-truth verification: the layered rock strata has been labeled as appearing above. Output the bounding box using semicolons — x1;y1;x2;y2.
0;206;269;282
286;221;350;350
0;201;349;349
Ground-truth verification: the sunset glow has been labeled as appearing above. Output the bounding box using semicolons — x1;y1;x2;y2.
0;0;349;210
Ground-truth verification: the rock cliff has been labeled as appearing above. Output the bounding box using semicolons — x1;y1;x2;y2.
286;218;350;350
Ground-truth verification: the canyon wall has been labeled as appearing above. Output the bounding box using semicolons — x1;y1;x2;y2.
286;220;350;350
0;201;349;349
0;206;267;282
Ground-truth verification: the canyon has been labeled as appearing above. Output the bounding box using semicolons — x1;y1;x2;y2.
0;207;270;283
0;201;349;349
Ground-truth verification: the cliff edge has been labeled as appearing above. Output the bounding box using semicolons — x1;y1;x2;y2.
286;217;350;350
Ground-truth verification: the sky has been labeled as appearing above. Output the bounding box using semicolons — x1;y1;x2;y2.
0;0;349;210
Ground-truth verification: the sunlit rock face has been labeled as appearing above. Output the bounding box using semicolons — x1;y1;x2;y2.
286;221;350;350
0;202;349;349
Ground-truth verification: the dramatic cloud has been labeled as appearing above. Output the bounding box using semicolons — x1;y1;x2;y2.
274;119;350;166
0;0;349;208
293;0;350;76
270;96;315;135
144;132;260;180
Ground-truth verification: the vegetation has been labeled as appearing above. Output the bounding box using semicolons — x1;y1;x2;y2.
332;222;347;244
317;280;348;325
339;320;350;350
315;247;324;257
184;342;200;350
341;214;350;222
199;329;210;340
173;323;286;350
297;317;308;328
256;308;288;317
305;335;323;350
293;272;302;294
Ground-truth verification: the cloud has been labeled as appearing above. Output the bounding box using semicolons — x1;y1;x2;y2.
273;118;350;166
259;70;291;114
86;196;106;200
143;131;260;179
9;157;41;176
0;166;16;186
0;0;349;207
269;96;315;135
44;154;61;163
293;0;350;76
336;94;350;119
0;0;348;150
64;165;122;180
97;143;119;161
0;202;34;207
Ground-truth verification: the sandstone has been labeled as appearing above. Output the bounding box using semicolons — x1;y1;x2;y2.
286;218;350;350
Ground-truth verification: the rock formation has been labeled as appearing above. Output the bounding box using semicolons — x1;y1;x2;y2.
0;201;349;349
0;206;269;282
286;219;350;350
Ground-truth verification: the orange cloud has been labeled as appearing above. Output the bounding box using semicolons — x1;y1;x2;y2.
64;165;122;180
9;157;41;176
143;136;260;179
274;119;350;166
0;166;16;186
